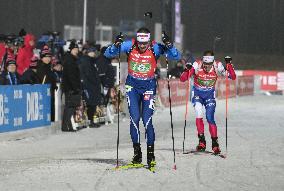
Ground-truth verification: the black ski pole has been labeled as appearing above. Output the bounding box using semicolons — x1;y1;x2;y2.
182;79;190;154
116;33;122;168
166;56;176;170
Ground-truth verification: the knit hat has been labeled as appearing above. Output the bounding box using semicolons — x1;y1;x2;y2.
6;57;17;67
30;55;39;68
40;45;52;58
86;47;97;53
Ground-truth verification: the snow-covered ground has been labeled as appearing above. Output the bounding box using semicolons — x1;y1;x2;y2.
0;95;284;191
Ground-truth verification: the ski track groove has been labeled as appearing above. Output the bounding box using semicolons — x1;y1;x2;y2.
195;161;218;191
66;183;77;191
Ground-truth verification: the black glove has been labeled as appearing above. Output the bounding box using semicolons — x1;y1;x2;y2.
162;31;173;49
114;33;124;47
224;56;232;64
185;62;192;70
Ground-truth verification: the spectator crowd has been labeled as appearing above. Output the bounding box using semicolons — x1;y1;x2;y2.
0;29;116;131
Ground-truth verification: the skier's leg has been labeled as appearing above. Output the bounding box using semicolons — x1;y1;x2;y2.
142;90;156;166
205;96;220;154
192;90;206;151
126;86;142;163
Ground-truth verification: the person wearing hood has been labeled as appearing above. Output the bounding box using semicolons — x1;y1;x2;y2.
79;46;102;128
0;57;21;85
16;33;35;75
0;35;17;74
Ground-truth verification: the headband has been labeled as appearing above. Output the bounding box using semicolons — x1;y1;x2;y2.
203;56;214;63
137;33;150;42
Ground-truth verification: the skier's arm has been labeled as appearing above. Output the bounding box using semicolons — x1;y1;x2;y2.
226;63;236;80
104;40;132;58
180;61;198;82
153;43;181;60
180;67;195;82
216;61;236;80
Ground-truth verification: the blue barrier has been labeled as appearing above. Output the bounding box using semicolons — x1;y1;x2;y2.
0;84;51;133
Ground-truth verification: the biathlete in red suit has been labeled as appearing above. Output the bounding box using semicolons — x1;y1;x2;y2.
180;50;236;154
104;27;181;167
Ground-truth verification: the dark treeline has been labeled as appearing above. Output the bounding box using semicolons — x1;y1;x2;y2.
0;0;283;55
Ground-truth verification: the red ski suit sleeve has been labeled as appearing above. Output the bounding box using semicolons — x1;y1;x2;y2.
227;63;236;80
180;67;195;82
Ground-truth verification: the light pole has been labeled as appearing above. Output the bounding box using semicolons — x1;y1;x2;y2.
83;0;87;44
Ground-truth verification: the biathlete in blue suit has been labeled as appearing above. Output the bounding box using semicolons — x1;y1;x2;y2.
104;27;181;167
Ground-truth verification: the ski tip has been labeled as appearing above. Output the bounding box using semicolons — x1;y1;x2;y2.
221;154;227;159
173;164;177;170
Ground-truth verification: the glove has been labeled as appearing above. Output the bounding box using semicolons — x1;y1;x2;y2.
114;33;124;47
224;56;232;64
162;31;173;49
185;62;192;70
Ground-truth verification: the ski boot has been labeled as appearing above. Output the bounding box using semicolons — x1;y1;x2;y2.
212;137;221;154
147;145;156;171
196;134;206;152
131;143;142;164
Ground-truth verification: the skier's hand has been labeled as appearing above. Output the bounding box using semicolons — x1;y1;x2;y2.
114;33;124;47
162;31;173;49
185;62;192;70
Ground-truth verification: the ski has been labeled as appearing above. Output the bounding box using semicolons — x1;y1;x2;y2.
147;161;156;173
108;162;157;173
147;166;156;173
182;150;226;159
111;163;146;171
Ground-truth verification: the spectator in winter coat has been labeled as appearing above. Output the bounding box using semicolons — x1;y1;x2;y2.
20;55;40;84
0;58;21;85
16;34;35;75
51;56;63;83
0;35;17;74
95;46;116;106
168;60;185;78
79;46;102;128
62;41;82;132
37;45;57;121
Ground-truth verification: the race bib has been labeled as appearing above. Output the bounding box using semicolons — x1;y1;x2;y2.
130;61;151;73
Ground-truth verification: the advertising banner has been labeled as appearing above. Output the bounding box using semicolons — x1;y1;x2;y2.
0;84;51;133
242;70;278;91
216;77;237;99
237;76;254;96
158;79;189;107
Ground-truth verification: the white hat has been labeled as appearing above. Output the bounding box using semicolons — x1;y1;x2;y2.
203;56;214;63
137;33;150;42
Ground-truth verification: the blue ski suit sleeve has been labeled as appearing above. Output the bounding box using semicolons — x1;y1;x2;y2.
104;40;132;58
153;43;181;61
